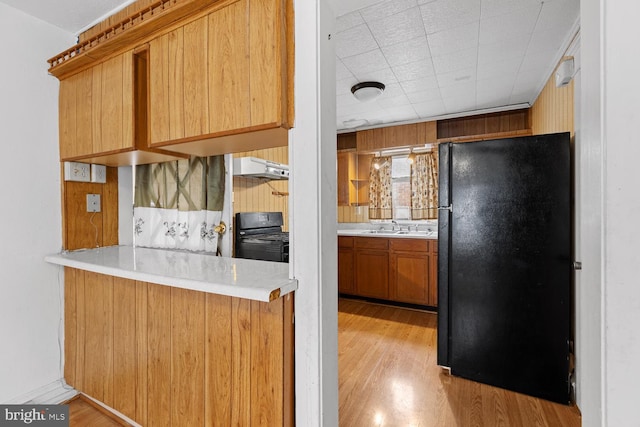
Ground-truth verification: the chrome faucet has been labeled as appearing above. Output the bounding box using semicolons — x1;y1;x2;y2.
391;220;398;231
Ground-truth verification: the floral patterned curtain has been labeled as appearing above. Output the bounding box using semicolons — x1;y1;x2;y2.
133;156;225;253
410;152;438;219
368;156;393;219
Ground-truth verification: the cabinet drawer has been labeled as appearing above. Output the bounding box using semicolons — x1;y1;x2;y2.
355;237;389;250
338;236;354;248
429;240;438;253
390;238;428;252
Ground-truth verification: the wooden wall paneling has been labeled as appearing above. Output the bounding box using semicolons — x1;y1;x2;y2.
356;129;378;152
463;114;485;137
205;294;232;426
149;34;171;144
64;267;80;388
388;123;418;148
251;299;285;425
530;71;574;136
337;132;357;150
64;181;104;250
231;297;252;426
417;121;437;144
64;270;294;425
233;146;289;231
135;281;149;425
112;277;137;420
171;287;206;427
183;17;210;138
168;28;185;141
250;0;282;126
146;283;172;427
283;294;294;427
82;272;114;405
102;167;119;246
209;0;251;133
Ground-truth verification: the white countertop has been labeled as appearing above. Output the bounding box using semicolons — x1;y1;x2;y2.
338;229;438;240
45;246;297;302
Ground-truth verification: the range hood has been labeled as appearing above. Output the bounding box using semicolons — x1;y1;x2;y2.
233;157;289;180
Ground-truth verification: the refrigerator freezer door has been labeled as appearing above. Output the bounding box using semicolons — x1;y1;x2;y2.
437;143;451;367
446;133;572;404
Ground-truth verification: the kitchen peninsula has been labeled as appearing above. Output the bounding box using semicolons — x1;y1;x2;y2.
46;246;295;425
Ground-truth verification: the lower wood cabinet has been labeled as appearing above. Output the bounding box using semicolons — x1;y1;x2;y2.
338;236;355;294
64;267;294;426
339;236;438;307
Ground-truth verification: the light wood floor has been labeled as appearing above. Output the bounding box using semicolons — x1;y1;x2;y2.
67;395;130;426
338;298;582;427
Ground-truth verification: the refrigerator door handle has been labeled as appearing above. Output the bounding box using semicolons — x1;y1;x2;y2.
438;205;453;212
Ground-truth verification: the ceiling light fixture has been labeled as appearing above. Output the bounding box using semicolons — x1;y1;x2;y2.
351;81;385;103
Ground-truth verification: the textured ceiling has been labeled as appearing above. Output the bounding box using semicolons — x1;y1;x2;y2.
336;0;579;130
0;0;135;34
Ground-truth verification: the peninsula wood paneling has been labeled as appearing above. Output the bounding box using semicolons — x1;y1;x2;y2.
62;166;119;251
233;146;289;231
531;67;575;136
64;268;293;426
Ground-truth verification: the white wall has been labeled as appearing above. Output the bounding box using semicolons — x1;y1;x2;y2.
0;4;75;403
580;0;640;425
291;0;339;424
601;1;640;425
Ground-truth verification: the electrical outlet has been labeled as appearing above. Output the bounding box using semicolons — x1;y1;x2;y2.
87;194;101;212
91;164;107;183
64;162;91;182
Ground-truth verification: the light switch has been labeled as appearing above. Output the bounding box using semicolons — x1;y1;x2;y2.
87;194;101;213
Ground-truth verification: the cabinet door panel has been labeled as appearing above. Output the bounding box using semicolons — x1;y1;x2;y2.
209;0;251;133
429;253;438;306
100;53;134;153
338;247;355;294
59;76;77;159
168;28;185;141
76;68;94;157
183;17;210;138
149;34;171;144
250;0;283;126
355;250;389;299
391;252;429;305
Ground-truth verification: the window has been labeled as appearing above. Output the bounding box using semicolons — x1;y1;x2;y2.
391;155;411;219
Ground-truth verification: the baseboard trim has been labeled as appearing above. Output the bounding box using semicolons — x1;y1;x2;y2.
80;394;141;427
6;379;78;405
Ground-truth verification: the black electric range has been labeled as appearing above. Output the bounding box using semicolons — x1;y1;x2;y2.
234;212;289;263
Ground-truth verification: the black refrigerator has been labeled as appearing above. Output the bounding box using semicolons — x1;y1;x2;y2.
437;133;572;404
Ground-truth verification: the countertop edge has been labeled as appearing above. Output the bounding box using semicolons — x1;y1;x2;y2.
45;249;297;303
337;230;438;240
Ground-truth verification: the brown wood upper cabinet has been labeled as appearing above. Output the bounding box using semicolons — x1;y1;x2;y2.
148;0;292;156
59;51;134;160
